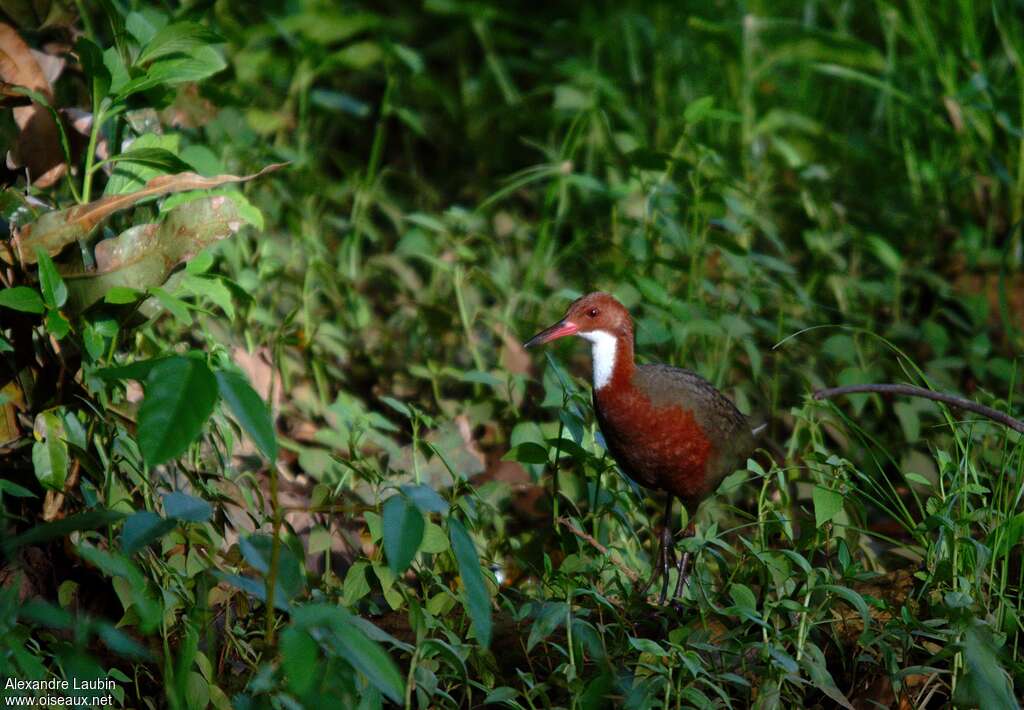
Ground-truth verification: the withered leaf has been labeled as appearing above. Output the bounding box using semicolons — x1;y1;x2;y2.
64;194;255;312
0;22;65;188
8;162;286;264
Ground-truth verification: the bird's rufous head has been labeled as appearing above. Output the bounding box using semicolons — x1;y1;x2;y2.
523;292;633;348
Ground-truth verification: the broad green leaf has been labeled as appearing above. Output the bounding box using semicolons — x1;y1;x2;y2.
99;147;195;177
812;486;844;528
44;310;70;339
280;628;318;696
291;604;405;704
181;274;234;319
818;584;870;641
1;509;125;555
75;543;162;632
629;637;669;657
102;133;182;197
401;484;449;514
684;95;715;124
75;36;111;102
104;286;143;304
212;571;291;612
958;624;1017;708
95;355;171;382
148;286;192;325
136;22;224;66
36;248;67;308
382;494;424;574
527;601;569;651
0;286;45;313
0;479;36;498
800;643;854;709
729;583;758;611
121;511;177;554
448;517;492;647
502;442;549;464
215;370;277;459
138;356;218;466
162;491;212;522
239;534;305;600
32;409;68;491
116;46;226;99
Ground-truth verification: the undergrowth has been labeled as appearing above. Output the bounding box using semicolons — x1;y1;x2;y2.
2;1;1024;708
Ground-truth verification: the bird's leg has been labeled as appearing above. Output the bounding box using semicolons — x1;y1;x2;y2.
671;520;697;604
639;497;675;600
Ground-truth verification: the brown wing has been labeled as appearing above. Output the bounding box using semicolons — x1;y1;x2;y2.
633;364;756;487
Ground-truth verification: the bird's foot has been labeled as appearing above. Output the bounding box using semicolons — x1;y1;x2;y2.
639;523;675;603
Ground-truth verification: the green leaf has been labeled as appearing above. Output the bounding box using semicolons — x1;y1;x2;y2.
95;355;170;383
148;286;192;325
215;370;277;460
162;491;212;522
0;287;45;313
104;286;143;304
75;36;111;102
77;543;162;633
138;356;218;466
98;147;195;175
401;484;449;514
448;517;492;647
32;410;68;491
121;511;177;554
212;571;291;612
812;486;844;528
136;22;224;66
103;133;182;196
238;534;305;601
280;627;319;696
1;510;126;555
684;95;715;124
818;584;870;641
958;624;1017;709
181;274;234;319
116;46;226;99
291;604;405;704
0;479;36;498
45;310;70;339
382;494;424;574
502;442;549;464
729;583;758;611
35;248;68;309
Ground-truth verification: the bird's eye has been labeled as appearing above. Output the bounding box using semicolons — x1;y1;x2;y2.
587;308;599;318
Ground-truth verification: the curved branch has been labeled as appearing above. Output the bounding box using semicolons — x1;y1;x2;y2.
813;383;1024;435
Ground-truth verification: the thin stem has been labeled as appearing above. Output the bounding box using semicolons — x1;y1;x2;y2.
81;106;105;204
814;384;1024;434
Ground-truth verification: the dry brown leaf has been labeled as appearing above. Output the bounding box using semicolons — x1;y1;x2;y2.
497;323;531;376
8;162;287;264
0;22;65;188
232;346;280;407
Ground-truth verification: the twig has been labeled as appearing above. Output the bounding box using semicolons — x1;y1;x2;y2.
813;384;1024;434
556;516;639;583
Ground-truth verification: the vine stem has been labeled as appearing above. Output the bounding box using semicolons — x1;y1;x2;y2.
813;384;1024;434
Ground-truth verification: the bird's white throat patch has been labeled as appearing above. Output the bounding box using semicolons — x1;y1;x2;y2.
579;330;617;390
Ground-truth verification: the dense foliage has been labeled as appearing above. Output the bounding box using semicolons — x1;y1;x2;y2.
2;1;1024;707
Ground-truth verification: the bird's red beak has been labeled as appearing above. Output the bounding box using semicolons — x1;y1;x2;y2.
524;319;579;348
